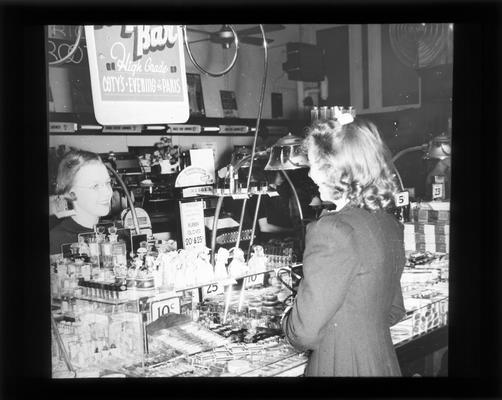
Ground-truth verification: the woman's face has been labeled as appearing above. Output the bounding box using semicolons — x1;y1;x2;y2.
71;162;113;217
307;147;333;202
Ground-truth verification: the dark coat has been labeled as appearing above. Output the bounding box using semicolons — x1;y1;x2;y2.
282;205;406;376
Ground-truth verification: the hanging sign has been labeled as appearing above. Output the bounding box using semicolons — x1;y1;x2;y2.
179;200;206;250
84;25;189;125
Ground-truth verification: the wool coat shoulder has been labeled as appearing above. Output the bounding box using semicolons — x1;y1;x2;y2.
282;205;406;376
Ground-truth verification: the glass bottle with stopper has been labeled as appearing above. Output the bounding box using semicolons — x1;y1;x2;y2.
109;226;127;273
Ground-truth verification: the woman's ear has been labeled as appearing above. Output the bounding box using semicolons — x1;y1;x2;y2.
63;191;77;202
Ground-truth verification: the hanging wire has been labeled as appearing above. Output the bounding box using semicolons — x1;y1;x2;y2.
391;144;429;192
106;164;141;235
234;24;268;254
182;25;239;77
48;25;83;66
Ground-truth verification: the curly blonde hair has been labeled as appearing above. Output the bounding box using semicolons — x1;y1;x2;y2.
303;118;398;211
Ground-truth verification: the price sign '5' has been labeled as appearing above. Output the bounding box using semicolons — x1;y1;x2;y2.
394;191;410;207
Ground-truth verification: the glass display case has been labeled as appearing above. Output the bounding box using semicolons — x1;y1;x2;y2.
51;229;448;378
52;298;144;377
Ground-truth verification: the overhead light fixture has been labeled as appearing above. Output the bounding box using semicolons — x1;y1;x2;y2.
424;134;451;160
264;132;309;171
233;150;269;170
263;133;309;251
392;133;451;190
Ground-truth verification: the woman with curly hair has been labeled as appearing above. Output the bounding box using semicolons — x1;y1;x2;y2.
281;117;406;376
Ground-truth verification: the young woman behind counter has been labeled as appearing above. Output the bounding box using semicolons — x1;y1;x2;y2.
50;150;113;255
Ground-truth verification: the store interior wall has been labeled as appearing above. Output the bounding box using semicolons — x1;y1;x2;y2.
189;24;301;119
48;24;308;164
48;23;452;196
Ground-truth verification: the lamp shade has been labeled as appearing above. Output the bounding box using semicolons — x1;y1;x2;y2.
424;134;451;160
232;150;269;170
264;133;309;170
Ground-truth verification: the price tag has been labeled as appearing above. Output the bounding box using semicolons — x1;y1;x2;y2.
179;200;206;250
102;125;142;133
149;296;181;322
218;125;249;134
201;283;225;300
231;193;249;200
432;184;444;200
167;124;202;133
243;273;265;288
394;191;410;207
49;122;77;133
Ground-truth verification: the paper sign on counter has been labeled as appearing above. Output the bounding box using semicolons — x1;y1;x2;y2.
149;296;181;323
179;200;205;250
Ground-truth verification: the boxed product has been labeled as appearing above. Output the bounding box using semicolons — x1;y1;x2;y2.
410;201;450;223
403;221;450;253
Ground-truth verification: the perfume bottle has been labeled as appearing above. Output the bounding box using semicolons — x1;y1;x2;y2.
88;237;100;267
100;238;113;270
78;236;90;257
109;226;127;269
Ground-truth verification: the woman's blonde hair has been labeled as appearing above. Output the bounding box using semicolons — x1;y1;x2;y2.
304;118;398;211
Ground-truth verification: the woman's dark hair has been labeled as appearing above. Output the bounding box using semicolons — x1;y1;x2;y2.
55;149;103;200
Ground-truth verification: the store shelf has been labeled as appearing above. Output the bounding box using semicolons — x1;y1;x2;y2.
48;114;309;136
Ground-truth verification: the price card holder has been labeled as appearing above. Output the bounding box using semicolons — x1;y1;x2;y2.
394;191;410;208
201;283;225;300
231;193;249;200
432;184;444;200
148;295;181;323
200;278;237;301
243;273;265;288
